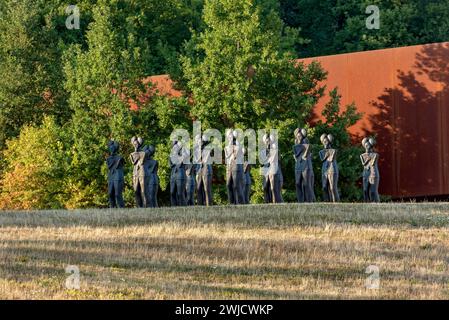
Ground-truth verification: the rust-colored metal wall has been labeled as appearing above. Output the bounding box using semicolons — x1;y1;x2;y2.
148;42;449;198
301;42;449;198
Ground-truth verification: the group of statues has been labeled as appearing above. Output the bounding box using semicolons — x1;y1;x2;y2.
106;129;381;208
170;137;214;207
130;137;159;208
292;129;380;204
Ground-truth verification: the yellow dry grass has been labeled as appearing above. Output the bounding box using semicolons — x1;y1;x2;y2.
1;203;449;300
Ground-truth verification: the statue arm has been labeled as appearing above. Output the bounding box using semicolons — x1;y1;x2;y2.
169;156;175;169
293;144;302;159
324;149;336;162
369;153;378;166
360;154;370;166
111;156;123;171
224;146;231;160
130;154;139;166
107;157;115;170
319;150;328;162
302;144;311;160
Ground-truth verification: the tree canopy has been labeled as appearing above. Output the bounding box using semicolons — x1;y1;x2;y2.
0;0;447;208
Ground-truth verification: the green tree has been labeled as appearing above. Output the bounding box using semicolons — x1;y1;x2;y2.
280;0;449;57
62;0;200;207
279;0;336;57
0;117;67;209
180;0;327;203
63;0;147;208
0;0;70;149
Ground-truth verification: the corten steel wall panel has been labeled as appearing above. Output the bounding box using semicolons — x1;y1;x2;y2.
148;43;449;198
301;42;449;198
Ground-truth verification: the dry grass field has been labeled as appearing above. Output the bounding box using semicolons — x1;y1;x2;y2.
1;203;449;300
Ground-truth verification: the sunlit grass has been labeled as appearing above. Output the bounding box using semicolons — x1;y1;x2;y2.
1;203;449;299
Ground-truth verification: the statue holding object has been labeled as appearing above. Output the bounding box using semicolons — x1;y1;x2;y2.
261;134;271;203
225;130;245;205
130;137;152;208
360;137;380;202
293;128;316;203
144;145;159;208
267;138;283;203
261;134;283;204
185;163;197;206
170;140;188;206
196;135;213;206
319;134;340;202
243;148;252;204
106;140;125;208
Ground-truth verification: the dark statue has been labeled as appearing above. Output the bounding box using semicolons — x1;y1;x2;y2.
262;134;283;203
319;134;340;202
196;135;213;206
109;128;384;208
360;137;380;202
106;140;125;208
268;139;283;203
261;134;271;203
225;130;245;205
293;128;316;203
243;148;252;204
130;137;149;207
130;137;158;208
145;145;159;208
185;164;197;206
170;140;187;206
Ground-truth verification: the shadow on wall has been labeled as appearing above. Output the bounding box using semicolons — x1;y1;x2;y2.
366;43;449;198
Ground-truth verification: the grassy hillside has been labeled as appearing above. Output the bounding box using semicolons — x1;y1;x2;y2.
1;203;449;299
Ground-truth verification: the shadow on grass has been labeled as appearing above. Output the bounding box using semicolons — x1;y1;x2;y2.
1;203;449;229
2;237;449;290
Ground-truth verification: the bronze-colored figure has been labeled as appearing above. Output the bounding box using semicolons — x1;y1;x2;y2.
130;137;151;208
243;148;252;204
293;128;316;202
185;164;197;206
226;130;245;205
261;134;272;203
170;140;187;206
306;139;316;202
267;140;283;203
196;137;213;206
225;130;235;204
360;137;380;202
319;134;340;202
145;145;159;208
106;141;125;208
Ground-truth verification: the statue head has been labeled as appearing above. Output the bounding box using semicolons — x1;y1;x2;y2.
201;135;212;149
108;140;119;155
147;145;155;157
262;133;270;145
232;130;239;145
362;137;375;152
320;133;333;148
131;136;142;152
294;128;308;143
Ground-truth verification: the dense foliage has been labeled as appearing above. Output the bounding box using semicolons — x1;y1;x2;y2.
0;0;447;208
280;0;449;57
